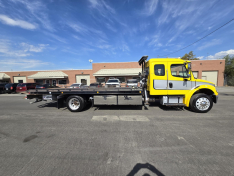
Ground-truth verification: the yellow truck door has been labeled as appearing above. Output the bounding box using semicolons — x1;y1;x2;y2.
149;61;168;95
167;62;191;95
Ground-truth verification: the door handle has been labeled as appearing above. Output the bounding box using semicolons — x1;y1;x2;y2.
169;82;173;88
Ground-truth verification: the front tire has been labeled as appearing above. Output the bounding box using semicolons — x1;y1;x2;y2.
189;93;213;113
66;95;85;112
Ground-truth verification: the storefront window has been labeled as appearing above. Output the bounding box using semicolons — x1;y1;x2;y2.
81;79;87;85
35;80;43;85
132;77;140;82
58;80;67;84
117;77;125;83
96;77;106;83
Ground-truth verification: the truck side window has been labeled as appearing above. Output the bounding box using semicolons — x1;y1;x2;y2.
171;64;188;78
154;64;165;76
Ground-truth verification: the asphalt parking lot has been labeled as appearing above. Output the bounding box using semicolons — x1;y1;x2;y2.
0;87;233;176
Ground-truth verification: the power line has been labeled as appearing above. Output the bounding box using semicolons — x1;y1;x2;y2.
160;18;234;57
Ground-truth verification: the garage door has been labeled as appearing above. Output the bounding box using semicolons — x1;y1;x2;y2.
13;76;27;83
192;71;198;79
76;75;90;85
202;71;218;86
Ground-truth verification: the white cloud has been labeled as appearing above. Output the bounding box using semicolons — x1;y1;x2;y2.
206;49;234;60
148;35;162;47
20;43;49;52
88;0;115;15
67;22;107;40
141;0;158;16
0;39;48;57
43;32;67;43
155;0;233;45
73;35;81;40
97;44;111;49
0;58;50;70
119;41;130;52
106;23;117;32
0;14;36;29
197;56;204;60
197;39;222;50
9;0;54;31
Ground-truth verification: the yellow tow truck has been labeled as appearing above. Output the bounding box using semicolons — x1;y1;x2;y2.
27;56;218;113
140;56;218;113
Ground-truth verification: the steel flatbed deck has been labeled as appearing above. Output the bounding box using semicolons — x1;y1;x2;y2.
28;87;142;95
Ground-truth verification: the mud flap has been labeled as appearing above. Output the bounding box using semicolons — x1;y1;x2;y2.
57;95;64;109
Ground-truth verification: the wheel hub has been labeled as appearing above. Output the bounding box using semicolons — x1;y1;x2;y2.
69;98;80;110
196;97;210;111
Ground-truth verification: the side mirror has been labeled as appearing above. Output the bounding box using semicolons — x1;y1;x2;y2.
188;63;191;70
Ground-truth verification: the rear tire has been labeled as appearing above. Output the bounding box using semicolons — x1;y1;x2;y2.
66;95;85;112
189;93;213;113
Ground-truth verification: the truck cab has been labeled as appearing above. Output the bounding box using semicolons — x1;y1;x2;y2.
141;56;218;113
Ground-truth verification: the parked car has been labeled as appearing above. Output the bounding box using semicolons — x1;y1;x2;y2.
69;83;88;88
5;83;18;93
126;79;138;88
36;84;58;89
16;83;37;93
89;82;103;88
0;83;7;93
105;79;120;88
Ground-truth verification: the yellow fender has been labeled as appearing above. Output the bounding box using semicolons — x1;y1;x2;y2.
184;85;218;107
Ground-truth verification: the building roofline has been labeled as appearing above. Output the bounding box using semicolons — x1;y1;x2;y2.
93;61;138;64
191;59;225;61
0;69;92;73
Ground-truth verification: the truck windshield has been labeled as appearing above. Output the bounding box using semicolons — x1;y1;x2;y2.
171;64;189;78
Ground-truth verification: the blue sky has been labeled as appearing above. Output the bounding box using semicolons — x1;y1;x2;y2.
0;0;233;71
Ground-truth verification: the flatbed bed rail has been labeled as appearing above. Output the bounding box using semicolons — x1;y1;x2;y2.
28;87;142;95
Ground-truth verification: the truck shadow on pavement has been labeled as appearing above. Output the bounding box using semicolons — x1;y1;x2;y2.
37;101;57;108
36;101;191;112
37;102;142;111
126;163;165;176
219;93;234;96
94;105;142;111
150;102;188;112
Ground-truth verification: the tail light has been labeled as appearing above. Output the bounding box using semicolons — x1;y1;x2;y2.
41;87;45;89
98;85;100;87
127;85;129;87
10;86;13;90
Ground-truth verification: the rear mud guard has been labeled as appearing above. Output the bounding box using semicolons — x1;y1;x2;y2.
57;95;64;109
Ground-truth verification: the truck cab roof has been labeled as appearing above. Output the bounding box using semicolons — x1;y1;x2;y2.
147;58;191;63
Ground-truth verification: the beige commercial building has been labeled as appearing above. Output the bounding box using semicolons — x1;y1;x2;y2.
0;59;225;86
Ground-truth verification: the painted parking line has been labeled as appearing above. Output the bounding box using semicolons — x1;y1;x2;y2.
92;115;149;122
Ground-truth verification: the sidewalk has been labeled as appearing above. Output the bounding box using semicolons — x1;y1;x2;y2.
216;86;234;93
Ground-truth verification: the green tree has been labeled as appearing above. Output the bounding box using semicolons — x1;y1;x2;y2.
181;51;199;60
223;55;234;86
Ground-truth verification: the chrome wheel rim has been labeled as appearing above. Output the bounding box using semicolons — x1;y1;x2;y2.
69;98;80;110
196;97;210;111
